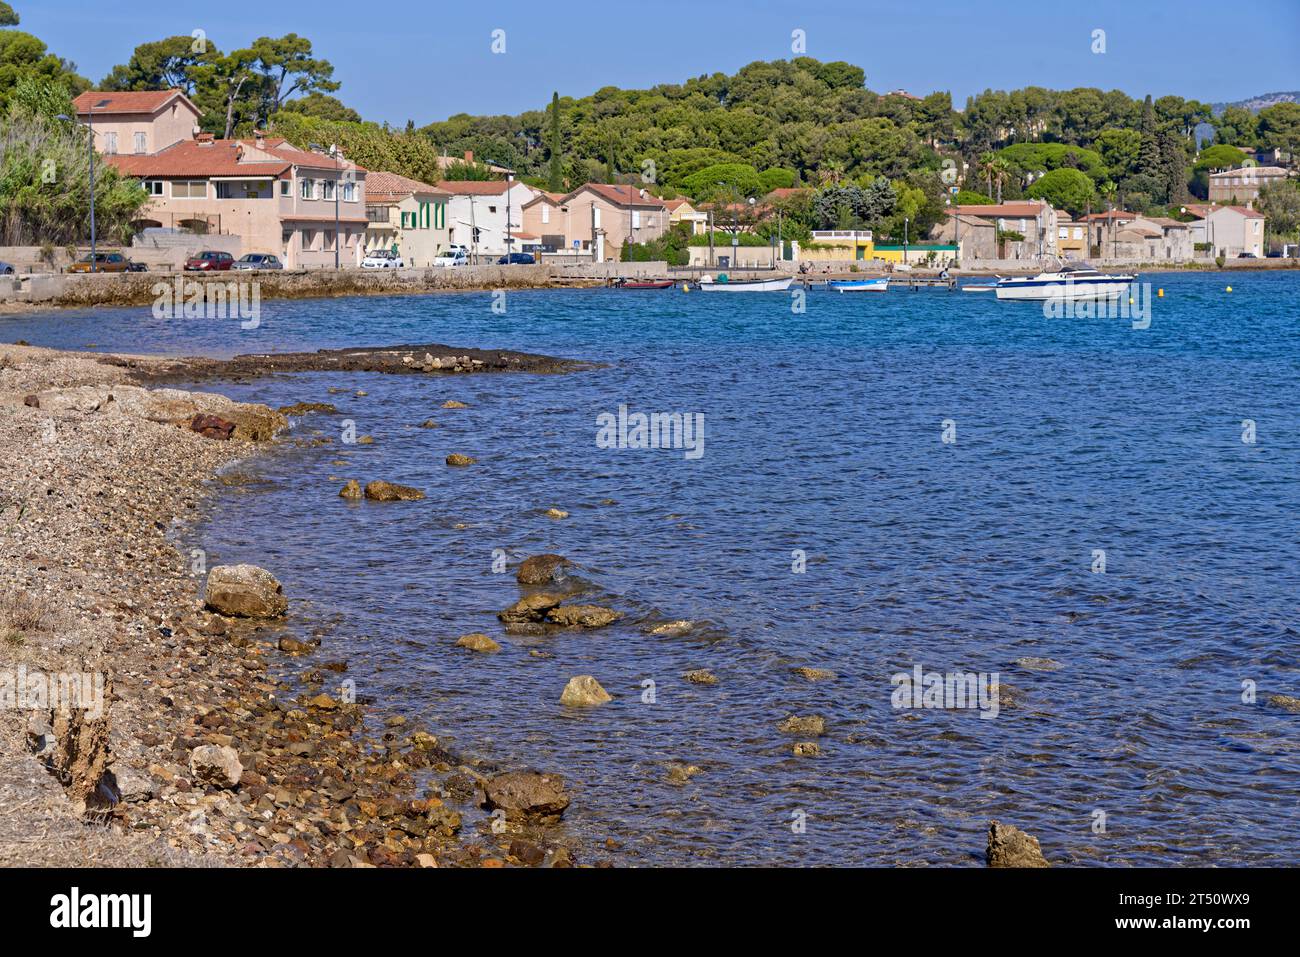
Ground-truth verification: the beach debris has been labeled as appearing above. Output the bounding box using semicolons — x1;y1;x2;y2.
338;479;362;499
277;401;338;416
363;480;424;501
445;453;476;467
546;604;622;628
792;667;836;682
683;669;718;685
516;553;570;585
777;714;826;737
204;564;288;618
792;742;821;757
560;675;612;706
189;745;243;790
986;821;1050;868
481;771;570;822
544;507;569;520
498;593;563;623
455;633;501;653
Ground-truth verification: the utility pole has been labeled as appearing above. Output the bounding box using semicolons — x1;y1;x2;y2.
331;144;341;269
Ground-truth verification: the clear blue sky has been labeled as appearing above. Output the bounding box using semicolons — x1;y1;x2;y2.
22;0;1300;126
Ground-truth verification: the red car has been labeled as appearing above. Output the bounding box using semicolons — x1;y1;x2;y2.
184;250;235;271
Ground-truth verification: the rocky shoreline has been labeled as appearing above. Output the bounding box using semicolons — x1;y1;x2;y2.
0;343;594;868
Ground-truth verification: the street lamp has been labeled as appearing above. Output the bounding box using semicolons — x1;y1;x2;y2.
59;98;110;272
329;144;341;269
487;158;515;261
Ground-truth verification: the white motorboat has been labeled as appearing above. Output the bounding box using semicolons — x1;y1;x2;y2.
829;278;888;292
698;275;794;292
994;262;1135;301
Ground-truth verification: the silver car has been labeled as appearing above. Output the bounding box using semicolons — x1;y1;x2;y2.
232;253;284;270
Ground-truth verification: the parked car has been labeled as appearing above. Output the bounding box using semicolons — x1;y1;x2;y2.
1236;252;1258;258
232;253;284;271
184;250;235;271
127;261;149;272
433;248;468;267
361;249;405;269
496;252;536;265
0;262;14;275
68;251;135;273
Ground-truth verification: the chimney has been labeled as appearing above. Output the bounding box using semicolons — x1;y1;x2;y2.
254;129;266;146
464;150;473;163
195;132;214;145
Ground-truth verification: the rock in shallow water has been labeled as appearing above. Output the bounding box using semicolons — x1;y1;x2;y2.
560;675;612;706
547;604;622;628
516;553;570;585
338;479;362;499
445;453;476;467
455;633;501;653
481;771;570;822
986;821;1049;867
498;593;563;623
683;669;718;685
777;714;826;736
364;480;424;501
204;564;287;618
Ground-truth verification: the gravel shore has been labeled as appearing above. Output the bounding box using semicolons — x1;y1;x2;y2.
0;343;581;868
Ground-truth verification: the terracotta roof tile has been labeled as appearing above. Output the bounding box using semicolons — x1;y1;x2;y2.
365;170;449;200
74;89;198;116
437;180;513;195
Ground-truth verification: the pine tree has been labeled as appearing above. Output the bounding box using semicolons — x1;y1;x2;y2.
1138;94;1161;179
548;92;563;193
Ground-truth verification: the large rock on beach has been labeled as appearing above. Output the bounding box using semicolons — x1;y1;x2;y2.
560;675;612;707
189;745;243;790
516;553;571;585
23;383;285;440
364;480;425;501
481;771;570;823
986;821;1050;868
547;604;623;628
204;564;287;618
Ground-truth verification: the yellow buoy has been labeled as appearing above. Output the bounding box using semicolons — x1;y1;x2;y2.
1128;297;1134;304
682;283;689;292
1226;285;1233;292
1157;288;1164;297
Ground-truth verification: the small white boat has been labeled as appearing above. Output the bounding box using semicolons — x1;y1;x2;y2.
698;275;793;292
994;262;1135;301
829;278;888;293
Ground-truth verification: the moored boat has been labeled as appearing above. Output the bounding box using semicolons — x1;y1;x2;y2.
994;262;1135;301
829;278;888;293
698;275;794;292
615;279;675;289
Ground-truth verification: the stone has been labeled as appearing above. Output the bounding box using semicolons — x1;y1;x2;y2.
648;620;693;636
516;553;570;585
455;633;501;653
481;771;570;822
338;479;362;499
509;839;546;866
188;412;235;440
498;593;563;623
364;480;424;501
986;821;1050;868
418;419;439;428
544;507;569;520
441;400;469;409
190;745;243;790
278;636;314;655
546;605;623;628
356;435;374;444
792;667;836;682
1015;657;1064;672
666;762;702;785
560;675;612;707
415;853;438;868
683;669;718;685
792;741;821;757
445;453;477;467
277;402;338;416
1268;694;1300;713
204;564;288;618
777;715;826;736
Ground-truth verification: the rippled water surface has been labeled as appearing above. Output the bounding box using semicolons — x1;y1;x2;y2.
8;272;1299;866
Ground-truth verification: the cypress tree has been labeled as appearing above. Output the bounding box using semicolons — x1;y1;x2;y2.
548;92;563;192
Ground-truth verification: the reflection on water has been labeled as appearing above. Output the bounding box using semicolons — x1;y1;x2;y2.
7;273;1299;865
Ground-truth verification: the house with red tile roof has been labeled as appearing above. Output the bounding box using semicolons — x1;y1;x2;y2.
1184;204;1266;257
552;184;669;260
932;199;1058;260
73;89;201;156
364;171;451;266
437;179;538;256
103;131;370;268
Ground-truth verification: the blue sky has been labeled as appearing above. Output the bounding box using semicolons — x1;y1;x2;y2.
21;0;1300;125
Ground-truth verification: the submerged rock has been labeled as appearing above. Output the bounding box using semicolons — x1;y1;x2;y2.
543;507;569;520
278;401;338;416
792;667;836;682
683;669;718;685
204;564;287;618
498;593;563;623
516;553;570;585
986;821;1050;868
666;762;703;785
441;400;469;409
445;453;477;467
792;741;821;757
364;480;424;501
560;675;612;707
455;633;501;653
189;745;243;789
648;619;693;637
547;605;622;628
418;419;439;428
481;771;570;822
1015;656;1064;672
339;479;362;499
777;714;826;737
1268;693;1300;713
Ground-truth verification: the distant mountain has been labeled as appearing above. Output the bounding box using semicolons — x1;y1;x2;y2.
1211;91;1300;114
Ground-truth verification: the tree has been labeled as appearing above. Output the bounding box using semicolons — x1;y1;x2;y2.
101;35;217;96
1137;94;1162;179
682;162;763;202
1256;180;1300;243
1027;167;1095;216
1257;102;1300;159
1214;106;1258;148
0;28;87;113
278;91;359;123
547;91;563;192
0;2;19;26
246;34;339;125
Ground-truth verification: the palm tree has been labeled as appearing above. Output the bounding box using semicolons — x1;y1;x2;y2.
978;152;996;197
987;157;1012;204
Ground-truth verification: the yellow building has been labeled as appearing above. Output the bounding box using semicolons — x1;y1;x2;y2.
873;244;958;264
804;230;875;261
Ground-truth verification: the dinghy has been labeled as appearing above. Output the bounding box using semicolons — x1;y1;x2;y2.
829;278;888;293
698;274;793;292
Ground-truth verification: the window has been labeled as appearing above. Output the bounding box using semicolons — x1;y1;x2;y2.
488;205;497;213
104;132;118;154
172;180;206;198
280;180;290;197
134;132;147;154
1073;227;1083;240
216;181;265;199
632;210;641;229
420;202;429;228
541;205;550;224
400;211;411;228
300;178;314;199
1058;227;1068;239
322;179;336;201
342;181;357;202
144;180;164;196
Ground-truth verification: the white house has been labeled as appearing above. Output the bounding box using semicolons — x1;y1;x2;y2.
1185;204;1266;257
437;179;538;257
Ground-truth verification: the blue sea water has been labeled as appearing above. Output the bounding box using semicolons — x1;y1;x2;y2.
7;271;1299;866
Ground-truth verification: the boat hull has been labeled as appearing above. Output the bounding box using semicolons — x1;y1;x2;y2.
995;276;1135;301
830;279;888;292
699;277;794;292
